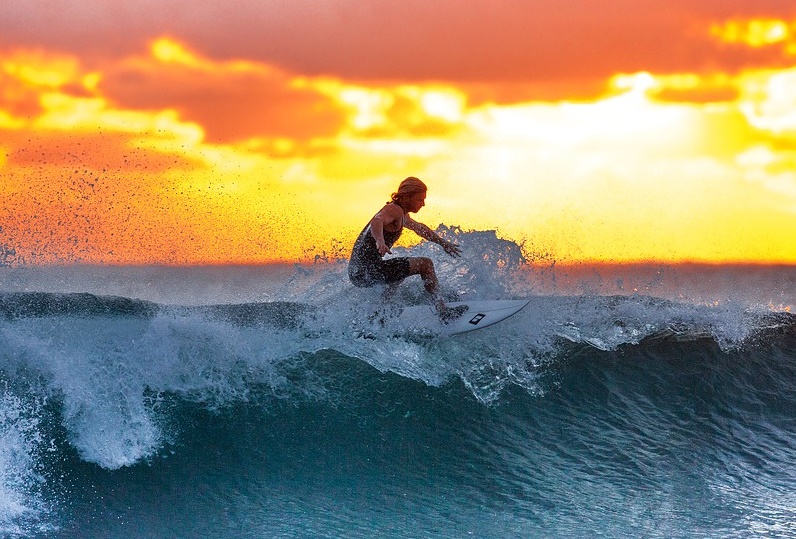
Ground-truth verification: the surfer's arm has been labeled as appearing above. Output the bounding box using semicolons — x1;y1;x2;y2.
405;217;462;258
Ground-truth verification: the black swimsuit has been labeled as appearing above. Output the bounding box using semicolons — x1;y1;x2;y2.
348;210;412;288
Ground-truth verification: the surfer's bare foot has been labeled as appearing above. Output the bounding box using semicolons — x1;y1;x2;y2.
439;304;469;324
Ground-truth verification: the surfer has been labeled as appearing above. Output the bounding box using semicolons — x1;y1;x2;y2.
348;177;468;323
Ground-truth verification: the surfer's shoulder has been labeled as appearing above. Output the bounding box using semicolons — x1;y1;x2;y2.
372;203;404;223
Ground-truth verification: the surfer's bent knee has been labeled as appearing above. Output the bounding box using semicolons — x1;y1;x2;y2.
409;257;435;276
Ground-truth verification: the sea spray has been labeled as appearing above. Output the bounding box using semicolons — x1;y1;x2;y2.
0;385;49;536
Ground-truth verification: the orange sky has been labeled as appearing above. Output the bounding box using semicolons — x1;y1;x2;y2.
1;1;796;265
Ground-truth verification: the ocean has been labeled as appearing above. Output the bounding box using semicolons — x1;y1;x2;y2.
1;231;795;538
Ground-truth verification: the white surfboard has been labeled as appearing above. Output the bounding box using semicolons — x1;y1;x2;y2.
398;299;530;336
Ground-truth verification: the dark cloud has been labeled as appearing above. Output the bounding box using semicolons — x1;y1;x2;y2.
2;0;794;94
98;56;347;143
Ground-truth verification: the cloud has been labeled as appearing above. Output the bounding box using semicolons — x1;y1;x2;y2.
0;40;352;172
3;0;796;96
319;83;468;139
0;73;42;119
0;50;204;173
97;38;347;144
710;17;796;55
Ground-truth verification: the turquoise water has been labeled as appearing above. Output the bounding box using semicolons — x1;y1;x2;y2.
1;233;795;538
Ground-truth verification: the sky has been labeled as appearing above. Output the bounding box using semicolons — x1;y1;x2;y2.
1;0;796;265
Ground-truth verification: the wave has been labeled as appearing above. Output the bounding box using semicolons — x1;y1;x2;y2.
1;290;792;464
2;288;795;536
1;229;796;536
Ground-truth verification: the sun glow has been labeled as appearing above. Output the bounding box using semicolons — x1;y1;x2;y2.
151;38;202;66
711;18;795;49
419;90;465;123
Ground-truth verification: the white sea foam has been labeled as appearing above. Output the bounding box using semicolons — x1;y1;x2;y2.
0;389;47;535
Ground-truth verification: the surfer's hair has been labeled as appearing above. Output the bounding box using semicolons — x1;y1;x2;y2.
390;177;427;204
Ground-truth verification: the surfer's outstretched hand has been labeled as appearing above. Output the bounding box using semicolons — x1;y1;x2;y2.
442;241;462;258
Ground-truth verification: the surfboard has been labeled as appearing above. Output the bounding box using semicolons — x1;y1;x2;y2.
398;299;530;336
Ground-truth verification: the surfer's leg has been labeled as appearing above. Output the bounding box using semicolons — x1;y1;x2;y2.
408;257;439;296
409;257;450;312
408;257;468;323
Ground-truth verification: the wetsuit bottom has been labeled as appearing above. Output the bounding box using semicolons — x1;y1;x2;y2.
349;257;412;287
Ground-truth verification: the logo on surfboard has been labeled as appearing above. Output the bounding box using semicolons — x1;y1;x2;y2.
468;313;486;325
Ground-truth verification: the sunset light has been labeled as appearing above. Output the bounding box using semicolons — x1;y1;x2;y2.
1;2;796;266
711;18;796;52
